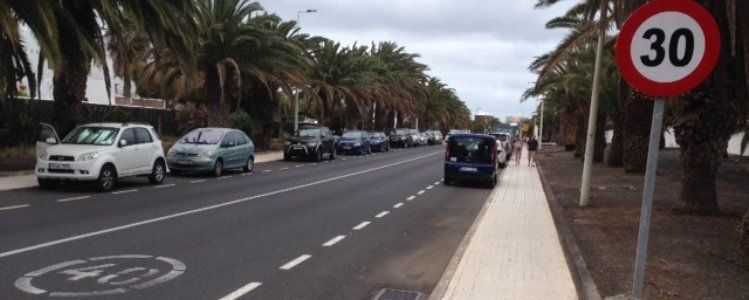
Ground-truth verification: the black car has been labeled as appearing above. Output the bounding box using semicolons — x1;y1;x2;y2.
284;126;337;161
368;131;390;152
389;128;415;148
337;130;372;155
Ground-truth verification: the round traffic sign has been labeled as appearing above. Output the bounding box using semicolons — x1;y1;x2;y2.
616;0;720;97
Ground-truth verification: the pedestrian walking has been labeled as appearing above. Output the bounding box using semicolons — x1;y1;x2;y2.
513;138;523;166
527;136;539;167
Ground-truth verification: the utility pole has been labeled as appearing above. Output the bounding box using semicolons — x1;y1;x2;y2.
579;0;607;207
293;9;316;135
539;99;545;149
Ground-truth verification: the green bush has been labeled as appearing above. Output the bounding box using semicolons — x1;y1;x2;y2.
230;110;253;136
19;115;36;145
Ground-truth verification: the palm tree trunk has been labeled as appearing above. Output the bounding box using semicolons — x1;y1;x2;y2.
622;91;653;174
673;0;742;215
53;43;90;134
205;67;230;127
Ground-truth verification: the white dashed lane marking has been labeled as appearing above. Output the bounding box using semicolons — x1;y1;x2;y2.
375;211;389;218
353;221;370;230
322;235;346;247
406;196;416;201
154;184;176;189
219;282;262;300
190;179;207;184
279;254;312;271
417;190;425;195
393;203;404;209
434;181;441;185
0;204;29;211
56;196;91;203
218;176;233;180
262;170;271;173
426;185;434;190
111;189;137;195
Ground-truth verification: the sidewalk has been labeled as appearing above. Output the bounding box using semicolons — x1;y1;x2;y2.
0;151;283;192
433;148;578;300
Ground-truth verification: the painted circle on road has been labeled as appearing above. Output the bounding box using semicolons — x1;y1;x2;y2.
616;0;720;97
15;254;185;297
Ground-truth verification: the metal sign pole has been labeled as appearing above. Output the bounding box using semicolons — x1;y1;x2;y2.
632;98;666;299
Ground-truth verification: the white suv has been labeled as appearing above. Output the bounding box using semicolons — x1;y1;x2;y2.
36;122;167;191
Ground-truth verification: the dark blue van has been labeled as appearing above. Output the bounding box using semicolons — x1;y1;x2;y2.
444;134;498;187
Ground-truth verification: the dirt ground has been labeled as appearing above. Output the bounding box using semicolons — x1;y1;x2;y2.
536;145;749;299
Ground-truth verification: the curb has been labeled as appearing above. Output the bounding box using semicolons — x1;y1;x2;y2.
536;161;602;300
428;172;504;300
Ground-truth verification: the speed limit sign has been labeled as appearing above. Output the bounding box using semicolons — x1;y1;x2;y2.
616;0;720;97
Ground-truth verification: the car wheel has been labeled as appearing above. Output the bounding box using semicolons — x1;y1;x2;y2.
386;144;390;152
97;165;117;192
443;176;452;186
148;160;166;185
284;153;291;161
314;149;323;162
38;178;59;190
486;175;497;188
212;159;223;177
243;156;254;172
330;147;337;160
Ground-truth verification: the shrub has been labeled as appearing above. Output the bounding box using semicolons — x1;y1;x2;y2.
230;110;253;136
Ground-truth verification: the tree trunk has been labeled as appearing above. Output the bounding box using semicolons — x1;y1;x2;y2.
673;0;742;215
593;109;607;163
204;67;230;127
563;105;577;151
622;91;653;174
53;44;90;134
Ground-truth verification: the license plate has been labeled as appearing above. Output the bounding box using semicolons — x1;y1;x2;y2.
459;167;478;172
49;163;71;170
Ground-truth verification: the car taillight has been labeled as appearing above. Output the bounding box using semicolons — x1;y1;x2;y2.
445;145;450;161
491;147;497;166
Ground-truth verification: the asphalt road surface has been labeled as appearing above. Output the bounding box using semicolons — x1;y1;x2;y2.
0;146;493;299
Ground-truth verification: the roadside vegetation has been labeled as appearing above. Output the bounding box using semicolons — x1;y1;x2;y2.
526;0;749;274
0;0;471;150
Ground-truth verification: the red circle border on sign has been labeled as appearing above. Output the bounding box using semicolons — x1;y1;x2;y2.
616;0;721;98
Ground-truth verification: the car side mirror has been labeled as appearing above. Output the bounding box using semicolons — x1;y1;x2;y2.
45;137;58;144
119;139;128;147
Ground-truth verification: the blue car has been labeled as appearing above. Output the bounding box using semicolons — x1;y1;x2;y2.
444;134;498;187
338;130;372;155
167;128;255;177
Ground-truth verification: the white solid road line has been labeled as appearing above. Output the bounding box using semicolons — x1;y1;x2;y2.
406;196;416;201
353;221;371;230
56;195;91;203
322;235;346;247
262;170;272;173
0;152;440;259
375;211;389;218
154;184;176;189
191;179;207;183
393;202;404;209
417;190;425;195
279;254;312;270
111;189;137;195
219;282;262;300
0;204;29;212
426;185;434;190
295;164;303;168
281;167;289;170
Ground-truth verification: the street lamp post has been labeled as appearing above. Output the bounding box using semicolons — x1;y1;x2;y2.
539;99;544;149
293;9;317;134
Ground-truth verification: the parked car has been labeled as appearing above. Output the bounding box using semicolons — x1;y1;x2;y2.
389;128;415;148
338;130;372;155
495;140;508;168
35;122;166;191
417;132;428;146
427;130;444;145
444;133;498;188
445;129;465;142
284;126;337;161
368;131;390;152
167;128;254;177
490;132;513;160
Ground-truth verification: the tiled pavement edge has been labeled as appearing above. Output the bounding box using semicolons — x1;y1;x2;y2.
431;148;580;300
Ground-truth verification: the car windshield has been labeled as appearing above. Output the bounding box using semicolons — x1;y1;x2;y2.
180;129;223;144
342;132;363;139
298;128;321;137
62;127;119;145
497;135;508;142
395;129;409;135
449;136;493;162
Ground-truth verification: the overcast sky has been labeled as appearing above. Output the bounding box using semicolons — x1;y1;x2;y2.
262;0;574;121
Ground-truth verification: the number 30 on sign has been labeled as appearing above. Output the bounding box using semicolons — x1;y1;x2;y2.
616;0;720;97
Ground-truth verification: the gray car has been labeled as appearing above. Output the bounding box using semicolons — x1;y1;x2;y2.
167;128;255;177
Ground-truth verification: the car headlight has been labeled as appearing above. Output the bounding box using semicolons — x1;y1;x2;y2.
38;153;47;160
306;142;318;147
78;151;100;161
198;151;214;158
354;142;361;147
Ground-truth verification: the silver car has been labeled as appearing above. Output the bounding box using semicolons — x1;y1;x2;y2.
167;128;254;177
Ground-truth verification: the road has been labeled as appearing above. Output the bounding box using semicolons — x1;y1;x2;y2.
0;146;493;299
